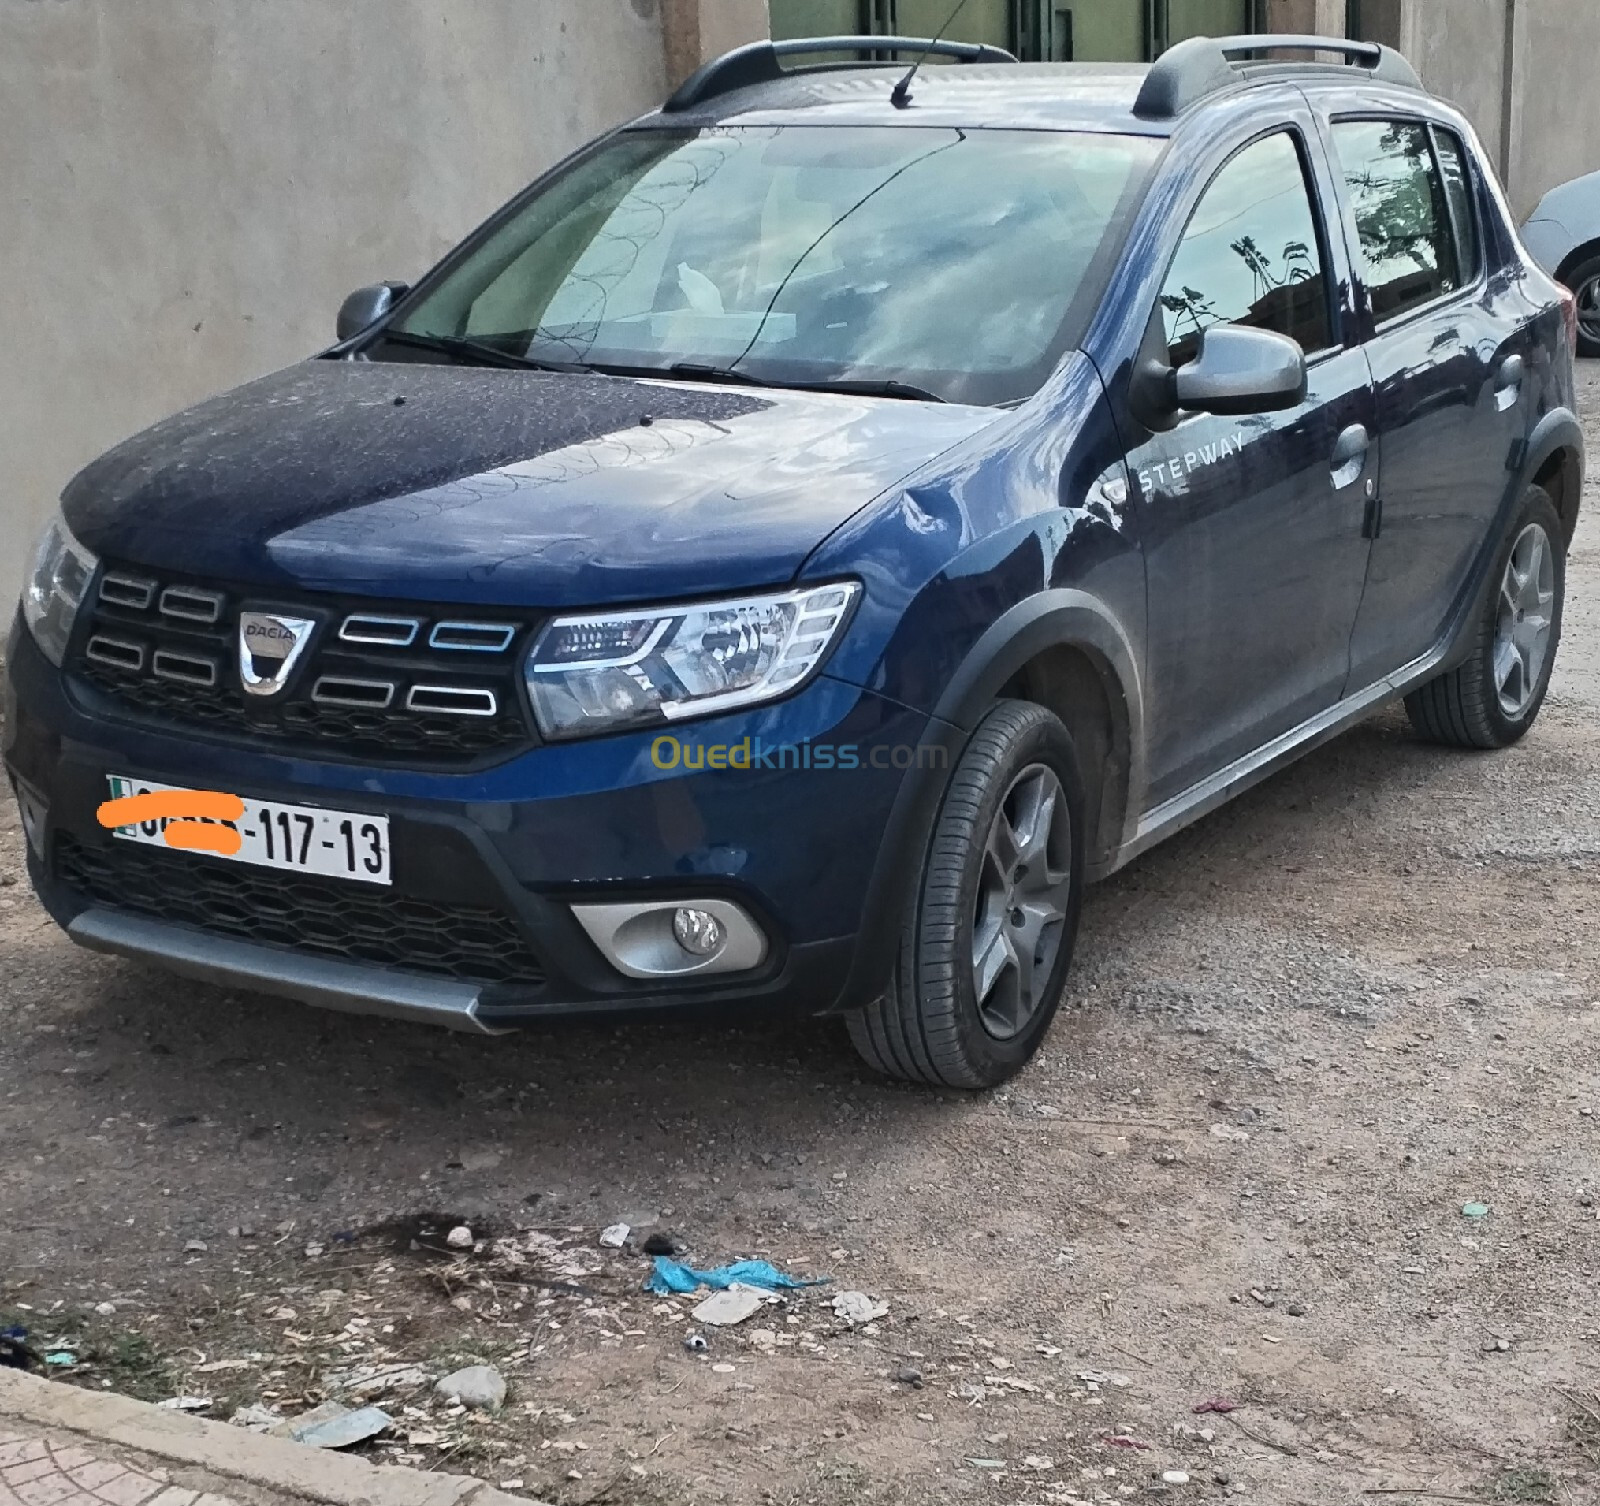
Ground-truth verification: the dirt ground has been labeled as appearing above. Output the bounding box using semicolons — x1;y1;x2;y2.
3;373;1600;1506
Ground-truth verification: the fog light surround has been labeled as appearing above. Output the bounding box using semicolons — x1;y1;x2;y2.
572;898;767;980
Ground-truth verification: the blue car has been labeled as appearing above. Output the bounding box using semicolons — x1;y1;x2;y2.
6;33;1583;1088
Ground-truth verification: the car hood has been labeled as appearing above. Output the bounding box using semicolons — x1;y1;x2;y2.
63;360;1000;607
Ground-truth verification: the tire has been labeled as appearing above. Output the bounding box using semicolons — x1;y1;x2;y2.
1564;251;1600;359
1404;485;1565;750
847;699;1087;1090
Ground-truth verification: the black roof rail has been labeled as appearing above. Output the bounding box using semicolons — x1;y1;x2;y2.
663;35;1018;113
1133;32;1422;119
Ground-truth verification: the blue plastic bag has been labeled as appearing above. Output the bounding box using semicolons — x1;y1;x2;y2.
644;1257;827;1295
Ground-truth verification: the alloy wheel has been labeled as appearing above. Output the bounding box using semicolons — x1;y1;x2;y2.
971;763;1074;1041
1577;273;1600;350
1493;522;1556;719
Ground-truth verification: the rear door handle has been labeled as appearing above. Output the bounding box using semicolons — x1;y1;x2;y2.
1330;423;1370;489
1494;354;1524;412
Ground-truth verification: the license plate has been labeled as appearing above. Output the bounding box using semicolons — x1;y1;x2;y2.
105;776;392;886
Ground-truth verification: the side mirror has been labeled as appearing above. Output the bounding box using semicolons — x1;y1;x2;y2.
336;282;409;343
1172;325;1307;415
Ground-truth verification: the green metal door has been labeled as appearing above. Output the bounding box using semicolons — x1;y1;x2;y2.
1166;0;1253;46
768;0;863;41
892;0;1013;50
1049;2;1146;60
767;0;1161;63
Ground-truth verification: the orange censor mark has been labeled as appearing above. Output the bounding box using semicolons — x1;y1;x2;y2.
96;790;247;857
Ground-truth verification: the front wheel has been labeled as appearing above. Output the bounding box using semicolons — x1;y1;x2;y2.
1405;485;1565;749
847;700;1086;1090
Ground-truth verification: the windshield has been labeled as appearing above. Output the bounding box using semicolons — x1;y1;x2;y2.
385;125;1159;406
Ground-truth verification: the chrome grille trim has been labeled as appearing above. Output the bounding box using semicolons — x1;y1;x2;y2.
429;621;518;654
152;650;219;688
159;586;225;624
100;574;157;611
406;685;499;718
340;615;420;647
85;635;145;672
312;676;396;710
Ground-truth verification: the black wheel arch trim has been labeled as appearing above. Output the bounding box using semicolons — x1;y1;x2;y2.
1520;405;1585;547
1435;410;1581;678
829;590;1145;1015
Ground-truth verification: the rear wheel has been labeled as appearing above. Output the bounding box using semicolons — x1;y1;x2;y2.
1404;485;1564;749
847;700;1086;1090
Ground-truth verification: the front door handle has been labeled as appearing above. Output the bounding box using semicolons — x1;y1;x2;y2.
1330;423;1370;490
1494;354;1524;412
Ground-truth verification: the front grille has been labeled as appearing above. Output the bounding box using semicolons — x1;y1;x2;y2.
68;565;536;765
55;833;546;986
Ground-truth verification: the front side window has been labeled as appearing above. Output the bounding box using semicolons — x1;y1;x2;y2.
1159;131;1332;367
1332;119;1460;323
388;126;1160;406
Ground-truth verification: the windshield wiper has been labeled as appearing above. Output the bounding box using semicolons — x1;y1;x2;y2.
379;330;593;374
664;363;946;403
798;377;947;403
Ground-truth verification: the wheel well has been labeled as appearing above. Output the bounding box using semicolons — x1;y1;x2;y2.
1556;238;1600;286
997;645;1131;869
1534;446;1582;547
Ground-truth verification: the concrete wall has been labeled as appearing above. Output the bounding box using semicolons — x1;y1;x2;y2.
1;0;668;608
1504;0;1600;221
662;0;771;84
1263;0;1346;36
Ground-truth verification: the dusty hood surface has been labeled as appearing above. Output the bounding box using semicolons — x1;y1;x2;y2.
64;360;999;607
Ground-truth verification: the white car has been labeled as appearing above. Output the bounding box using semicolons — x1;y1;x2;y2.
1523;171;1600;356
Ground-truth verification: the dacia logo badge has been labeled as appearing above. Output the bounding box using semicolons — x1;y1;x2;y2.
238;611;316;698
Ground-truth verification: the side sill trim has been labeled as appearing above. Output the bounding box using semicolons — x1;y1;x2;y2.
1108;643;1444;875
67;908;505;1035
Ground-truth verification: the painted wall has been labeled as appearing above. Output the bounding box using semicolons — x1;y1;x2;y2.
1505;0;1600;221
2;0;668;607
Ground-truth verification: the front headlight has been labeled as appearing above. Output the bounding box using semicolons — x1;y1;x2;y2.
526;581;860;740
21;512;98;667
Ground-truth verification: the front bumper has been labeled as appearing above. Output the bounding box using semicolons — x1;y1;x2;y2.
5;614;948;1030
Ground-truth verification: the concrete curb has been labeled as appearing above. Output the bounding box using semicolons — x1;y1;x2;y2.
0;1370;528;1506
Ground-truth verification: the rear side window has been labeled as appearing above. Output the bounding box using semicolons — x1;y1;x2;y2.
1159;131;1332;368
1332;120;1461;323
1433;128;1481;281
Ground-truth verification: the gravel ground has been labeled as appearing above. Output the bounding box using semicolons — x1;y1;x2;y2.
2;371;1599;1506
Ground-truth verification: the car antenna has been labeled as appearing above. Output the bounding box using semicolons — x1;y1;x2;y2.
890;0;975;108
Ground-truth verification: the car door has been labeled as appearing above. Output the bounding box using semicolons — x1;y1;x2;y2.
1129;122;1377;808
1325;116;1531;688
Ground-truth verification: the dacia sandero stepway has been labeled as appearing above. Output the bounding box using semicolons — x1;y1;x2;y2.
6;33;1583;1087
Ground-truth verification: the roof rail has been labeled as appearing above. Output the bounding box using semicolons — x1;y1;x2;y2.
663;35;1018;113
1133;32;1422;119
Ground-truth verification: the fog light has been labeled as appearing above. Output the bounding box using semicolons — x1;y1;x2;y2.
672;907;725;958
571;898;767;979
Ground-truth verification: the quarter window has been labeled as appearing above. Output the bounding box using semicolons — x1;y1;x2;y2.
1332;120;1460;323
1159;132;1332;368
1432;128;1481;282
